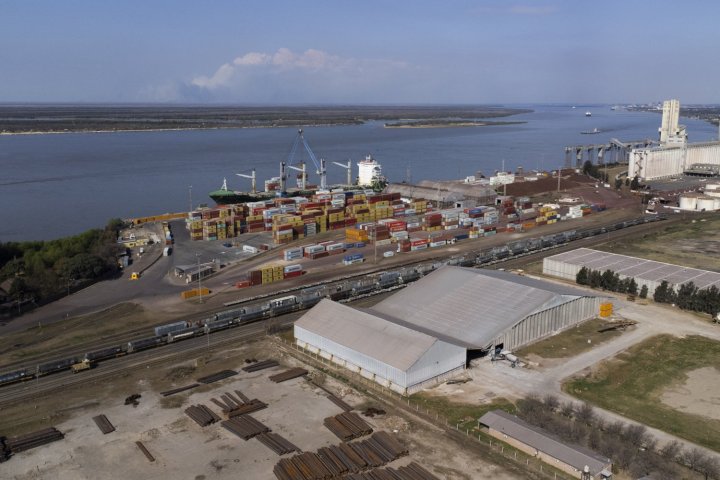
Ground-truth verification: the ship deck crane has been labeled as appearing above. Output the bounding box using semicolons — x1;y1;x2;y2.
287;129;326;190
332;160;353;186
286;163;307;190
235;169;257;193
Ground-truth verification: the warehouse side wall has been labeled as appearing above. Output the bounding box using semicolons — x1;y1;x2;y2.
497;296;601;351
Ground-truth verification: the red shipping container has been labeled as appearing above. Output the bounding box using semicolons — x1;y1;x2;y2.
236;280;251;289
283;270;303;278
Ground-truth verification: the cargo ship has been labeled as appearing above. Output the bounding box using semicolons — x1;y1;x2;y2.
208;179;267;205
581;128;601;135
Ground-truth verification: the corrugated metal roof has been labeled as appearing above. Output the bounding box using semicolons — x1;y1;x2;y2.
479;410;610;475
547;248;720;289
369;266;587;349
294;299;439;371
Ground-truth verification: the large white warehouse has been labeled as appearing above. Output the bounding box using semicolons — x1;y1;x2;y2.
543;248;720;294
295;267;603;395
295;299;466;395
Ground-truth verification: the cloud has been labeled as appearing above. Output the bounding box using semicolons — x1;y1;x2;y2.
189;48;407;91
159;48;413;103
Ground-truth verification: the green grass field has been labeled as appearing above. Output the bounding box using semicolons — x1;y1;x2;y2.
409;393;515;433
515;318;624;359
564;334;720;452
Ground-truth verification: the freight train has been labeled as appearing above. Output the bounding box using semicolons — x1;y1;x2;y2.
0;214;665;389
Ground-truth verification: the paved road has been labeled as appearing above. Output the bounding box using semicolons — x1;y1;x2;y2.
467;283;720;458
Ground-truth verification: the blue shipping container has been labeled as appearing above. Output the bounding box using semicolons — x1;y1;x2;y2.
355;242;366;248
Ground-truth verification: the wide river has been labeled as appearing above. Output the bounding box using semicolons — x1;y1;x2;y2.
1;105;717;241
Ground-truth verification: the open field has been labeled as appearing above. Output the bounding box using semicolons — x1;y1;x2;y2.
564;334;720;452
595;216;720;271
515;318;628;361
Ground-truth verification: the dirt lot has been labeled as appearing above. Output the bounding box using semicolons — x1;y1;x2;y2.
1;339;520;480
660;366;720;422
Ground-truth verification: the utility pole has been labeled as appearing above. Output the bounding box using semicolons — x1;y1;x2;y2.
189;185;192;212
196;253;203;303
557;166;562;193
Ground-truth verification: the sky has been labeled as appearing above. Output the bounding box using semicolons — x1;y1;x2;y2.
1;0;718;105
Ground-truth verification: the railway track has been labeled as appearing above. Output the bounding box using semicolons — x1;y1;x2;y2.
0;212;680;399
0;317;294;407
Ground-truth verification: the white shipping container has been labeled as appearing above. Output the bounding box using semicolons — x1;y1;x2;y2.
284;264;303;273
430;240;447;248
305;245;325;254
326;243;345;251
243;245;259;254
410;244;428;251
391;231;409;239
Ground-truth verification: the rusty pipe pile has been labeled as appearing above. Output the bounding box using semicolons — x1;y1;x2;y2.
269;367;308;383
210;391;268;418
256;432;301;455
242;359;279;372
221;415;270;440
4;427;64;454
160;383;200;396
196;369;238;384
184;404;221;427
323;412;373;441
344;462;440;480
326;394;353;412
227;400;268;418
92;414;116;434
273;431;408;480
135;441;155;462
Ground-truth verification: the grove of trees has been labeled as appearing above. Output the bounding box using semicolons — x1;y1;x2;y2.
516;394;720;479
576;267;720;319
0;219;125;312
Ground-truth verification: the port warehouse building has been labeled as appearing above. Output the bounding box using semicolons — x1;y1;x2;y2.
543;247;720;294
295;267;603;395
479;410;612;479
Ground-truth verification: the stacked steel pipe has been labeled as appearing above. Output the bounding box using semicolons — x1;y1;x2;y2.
323;412;373;441
160;383;200;396
221;415;270;440
256;432;300;455
273;431;408;480
269;368;308;383
135;441;155;462
196;370;238;384
92;414;116;434
210;391;267;417
326;394;353;412
344;462;440;480
227;400;268;418
4;427;64;453
184;404;221;427
242;359;279;372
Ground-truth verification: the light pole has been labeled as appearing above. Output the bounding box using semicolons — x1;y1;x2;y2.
196;253;203;303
